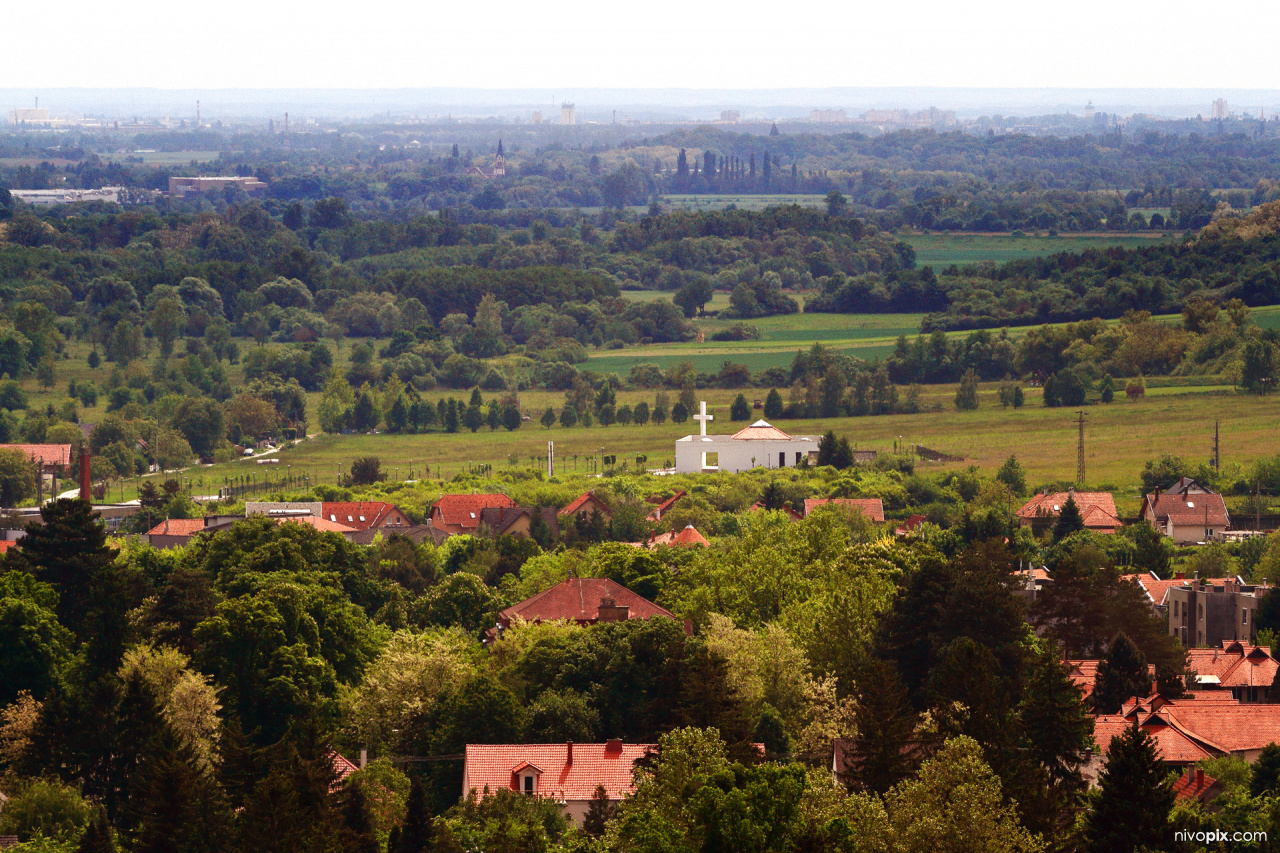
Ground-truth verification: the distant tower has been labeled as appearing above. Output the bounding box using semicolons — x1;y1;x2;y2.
560;102;575;126
1084;100;1095;120
1213;98;1228;120
196;100;201;127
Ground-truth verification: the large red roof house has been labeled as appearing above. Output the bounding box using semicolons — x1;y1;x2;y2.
463;740;653;824
429;493;517;535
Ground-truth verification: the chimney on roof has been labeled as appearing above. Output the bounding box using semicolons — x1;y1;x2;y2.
597;597;629;623
605;738;622;753
1196;768;1204;787
566;741;573;765
1175;572;1185;580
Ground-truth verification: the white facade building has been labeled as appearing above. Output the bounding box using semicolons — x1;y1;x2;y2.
674;404;820;474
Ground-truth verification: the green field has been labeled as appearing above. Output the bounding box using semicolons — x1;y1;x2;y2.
659;194;829;211
98;150;224;165
157;384;1278;513
901;232;1178;268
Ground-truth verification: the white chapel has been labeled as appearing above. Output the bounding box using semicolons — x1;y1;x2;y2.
674;402;822;474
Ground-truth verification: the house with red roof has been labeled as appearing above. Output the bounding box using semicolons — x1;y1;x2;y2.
1184;642;1279;702
803;498;885;523
1016;491;1121;536
245;501;409;532
559;491;612;524
478;506;559;539
645;490;686;523
1173;768;1226;810
1141;483;1231;544
463;740;654;824
319;501;409;532
0;444;72;475
429;493;517;534
146;518;210;549
491;577;682;641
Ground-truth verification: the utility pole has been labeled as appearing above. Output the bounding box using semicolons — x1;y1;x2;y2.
1075;410;1086;488
1213;420;1220;471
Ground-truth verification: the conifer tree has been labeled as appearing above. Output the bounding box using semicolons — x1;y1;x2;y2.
1091;632;1150;714
1052;495;1085;541
730;394;751;421
763;388;784;419
9;498;112;635
75;808;116;853
581;785;614;837
1083;725;1174;852
1251;743;1280;797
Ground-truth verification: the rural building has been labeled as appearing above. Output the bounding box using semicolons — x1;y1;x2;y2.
1167;579;1264;649
429;493;517;534
10;188;124;205
490;577;682;640
462;741;652;824
559;491;612;524
0;444;72;475
674;408;820;475
803;498;885;523
478;506;559;539
1141;481;1230;544
146;518;210;550
1016;491;1121;536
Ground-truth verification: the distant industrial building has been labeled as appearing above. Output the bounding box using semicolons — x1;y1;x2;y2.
810;109;847;123
862;107;956;127
719;109;740;123
1213;98;1229;120
168;176;267;197
10;187;124;205
560;102;575;125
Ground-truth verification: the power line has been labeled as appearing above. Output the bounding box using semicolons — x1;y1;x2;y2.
1075;410;1086;488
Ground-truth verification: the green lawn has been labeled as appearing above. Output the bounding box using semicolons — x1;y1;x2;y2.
659;194;829;212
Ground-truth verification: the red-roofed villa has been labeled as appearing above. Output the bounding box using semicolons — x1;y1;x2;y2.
430;493;517;534
463;741;654;824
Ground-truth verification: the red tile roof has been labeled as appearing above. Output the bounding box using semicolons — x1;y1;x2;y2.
145;518;208;537
1123;573;1241;608
1092;714;1220;764
431;494;516;529
499;578;677;626
1186;643;1279;689
1017;492;1121;530
283;516;356;533
0;444;72;468
803;498;885;523
559;491;610;517
645;490;686;522
329;751;359;793
0;540;16;553
463;742;653;802
672;525;710;547
320;501;405;531
1142;493;1230;529
730;420;793;440
1173;769;1221;803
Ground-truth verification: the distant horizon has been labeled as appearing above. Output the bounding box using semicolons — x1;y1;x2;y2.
6;85;1280;123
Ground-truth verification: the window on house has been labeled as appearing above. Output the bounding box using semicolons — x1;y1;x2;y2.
795;452;803;464
522;775;534;793
779;452;786;467
329;514;336;522
359;515;365;522
1244;609;1249;625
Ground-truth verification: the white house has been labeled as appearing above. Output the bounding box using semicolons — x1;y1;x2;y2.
675;404;820;474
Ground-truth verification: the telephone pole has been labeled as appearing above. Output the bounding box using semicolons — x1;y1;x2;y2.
1213;420;1220;471
1075;410;1086;488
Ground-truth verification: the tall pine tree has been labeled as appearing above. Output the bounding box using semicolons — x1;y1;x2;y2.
1091;632;1150;714
1084;725;1175;852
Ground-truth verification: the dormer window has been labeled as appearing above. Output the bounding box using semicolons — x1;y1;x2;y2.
359;515;366;522
511;761;542;795
330;514;337;522
1188;501;1195;508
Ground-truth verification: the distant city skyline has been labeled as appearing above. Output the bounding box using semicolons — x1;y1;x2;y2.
4;0;1277;91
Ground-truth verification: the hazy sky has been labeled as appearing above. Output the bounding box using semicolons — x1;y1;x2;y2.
5;0;1277;90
